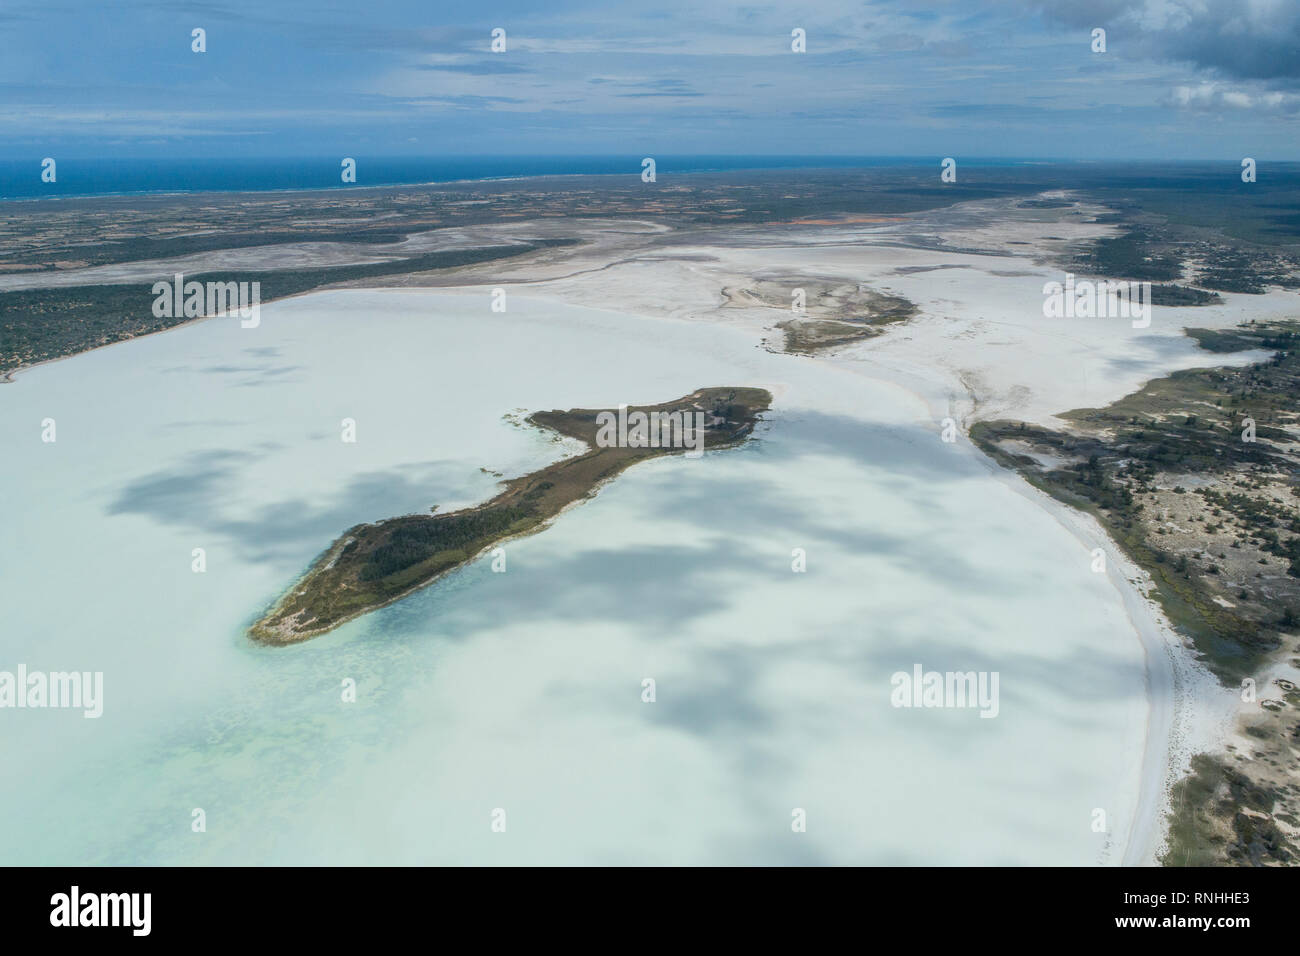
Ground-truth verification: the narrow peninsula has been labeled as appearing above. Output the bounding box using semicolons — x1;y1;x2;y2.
250;386;773;644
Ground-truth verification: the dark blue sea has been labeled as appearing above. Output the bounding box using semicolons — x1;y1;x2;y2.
0;155;1012;201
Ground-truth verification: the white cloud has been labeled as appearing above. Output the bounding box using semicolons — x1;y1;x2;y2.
1168;81;1300;112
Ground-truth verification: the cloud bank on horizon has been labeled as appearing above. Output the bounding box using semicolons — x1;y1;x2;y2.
0;0;1296;158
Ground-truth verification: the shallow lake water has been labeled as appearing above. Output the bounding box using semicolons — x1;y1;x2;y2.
0;291;1147;864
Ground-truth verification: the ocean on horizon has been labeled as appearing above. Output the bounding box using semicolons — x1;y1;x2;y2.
0;155;1047;202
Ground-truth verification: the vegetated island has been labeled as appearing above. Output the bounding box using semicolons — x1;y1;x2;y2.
250;386;772;645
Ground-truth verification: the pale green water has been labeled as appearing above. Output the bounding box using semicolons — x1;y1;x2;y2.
0;292;1147;864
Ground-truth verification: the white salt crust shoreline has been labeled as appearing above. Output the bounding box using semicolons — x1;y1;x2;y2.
805;346;1235;867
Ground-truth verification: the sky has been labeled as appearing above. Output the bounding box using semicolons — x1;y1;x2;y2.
0;0;1297;159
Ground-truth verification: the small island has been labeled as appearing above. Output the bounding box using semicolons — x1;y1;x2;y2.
250;386;773;644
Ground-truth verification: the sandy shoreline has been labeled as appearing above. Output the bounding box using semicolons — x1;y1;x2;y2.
976;449;1238;865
